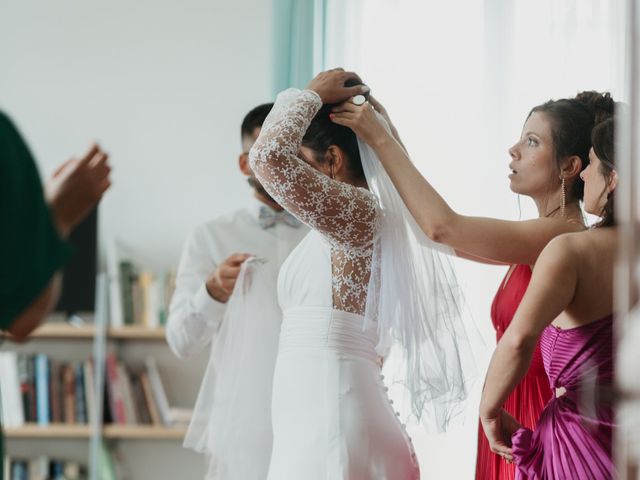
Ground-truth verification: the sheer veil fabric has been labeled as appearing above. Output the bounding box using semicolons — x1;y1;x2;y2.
359;115;482;431
184;258;279;478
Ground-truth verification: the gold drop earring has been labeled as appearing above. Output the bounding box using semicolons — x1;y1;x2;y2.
560;176;566;217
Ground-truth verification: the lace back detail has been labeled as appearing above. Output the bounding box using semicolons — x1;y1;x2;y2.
331;244;374;315
249;88;379;316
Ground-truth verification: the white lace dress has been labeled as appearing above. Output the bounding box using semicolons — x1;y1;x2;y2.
250;89;420;480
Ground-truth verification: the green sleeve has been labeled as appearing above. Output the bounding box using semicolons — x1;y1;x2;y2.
0;111;71;329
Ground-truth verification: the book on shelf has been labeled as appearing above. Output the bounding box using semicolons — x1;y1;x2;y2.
16;356;31;426
24;355;36;422
8;459;26;480
106;237;175;330
27;455;48;480
62;363;75;424
138;370;161;426
0;353;96;427
103;354;185;428
50;363;61;423
35;354;49;426
104;353;126;424
119;261;135;327
75;363;87;424
128;369;151;425
0;352;189;430
5;454;90;480
145;356;172;427
83;361;96;425
0;352;23;428
116;363;137;425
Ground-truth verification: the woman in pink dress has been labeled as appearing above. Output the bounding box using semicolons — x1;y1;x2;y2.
332;88;614;478
479;117;617;479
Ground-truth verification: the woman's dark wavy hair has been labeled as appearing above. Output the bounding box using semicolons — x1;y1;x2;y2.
529;91;614;201
301;79;368;181
591;117;616;227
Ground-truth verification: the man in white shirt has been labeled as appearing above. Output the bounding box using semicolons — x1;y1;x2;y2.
166;103;308;479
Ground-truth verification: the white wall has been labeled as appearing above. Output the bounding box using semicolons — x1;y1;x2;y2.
0;0;274;269
0;1;274;478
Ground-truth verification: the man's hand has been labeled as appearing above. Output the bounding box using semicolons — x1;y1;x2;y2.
46;143;112;237
205;253;252;303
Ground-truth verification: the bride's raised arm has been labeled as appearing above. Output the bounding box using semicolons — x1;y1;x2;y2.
249;73;377;250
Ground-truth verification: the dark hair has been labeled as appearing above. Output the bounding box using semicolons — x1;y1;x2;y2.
301;78;367;181
591;117;616;227
529;91;614;201
241;103;274;139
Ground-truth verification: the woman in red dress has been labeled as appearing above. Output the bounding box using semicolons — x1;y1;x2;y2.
475;264;550;479
331;90;614;479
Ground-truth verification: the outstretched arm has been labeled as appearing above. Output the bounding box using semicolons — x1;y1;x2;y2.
331;102;581;265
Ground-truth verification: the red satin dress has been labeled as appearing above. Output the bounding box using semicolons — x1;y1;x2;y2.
475;265;552;480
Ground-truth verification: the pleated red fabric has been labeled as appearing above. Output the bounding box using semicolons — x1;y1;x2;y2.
475;265;552;480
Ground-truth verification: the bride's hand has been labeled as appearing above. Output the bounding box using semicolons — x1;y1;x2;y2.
329;99;393;149
307;68;369;104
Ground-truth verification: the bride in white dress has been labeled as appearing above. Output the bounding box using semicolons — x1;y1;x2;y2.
249;69;476;479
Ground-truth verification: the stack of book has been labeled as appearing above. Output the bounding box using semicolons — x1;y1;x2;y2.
0;352;94;427
106;238;176;329
3;456;86;480
0;352;188;429
104;354;175;427
120;264;175;328
109;262;175;329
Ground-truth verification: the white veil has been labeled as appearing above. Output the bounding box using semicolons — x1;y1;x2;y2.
183;257;279;478
360;119;481;432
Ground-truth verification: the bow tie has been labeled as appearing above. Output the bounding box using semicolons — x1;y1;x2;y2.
258;206;302;229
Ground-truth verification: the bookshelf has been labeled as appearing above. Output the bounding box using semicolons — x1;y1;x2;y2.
4;424;91;439
10;323;167;341
1;321;186;438
4;424;187;440
2;263;187;477
103;425;187;440
1;304;191;479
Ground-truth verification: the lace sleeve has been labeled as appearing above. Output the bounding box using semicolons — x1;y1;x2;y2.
249;89;378;250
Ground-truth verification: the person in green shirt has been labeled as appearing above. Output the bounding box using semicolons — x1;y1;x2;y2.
0;112;111;340
0;110;111;474
0;110;111;335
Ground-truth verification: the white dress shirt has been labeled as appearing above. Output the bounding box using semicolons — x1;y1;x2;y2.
166;198;308;360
